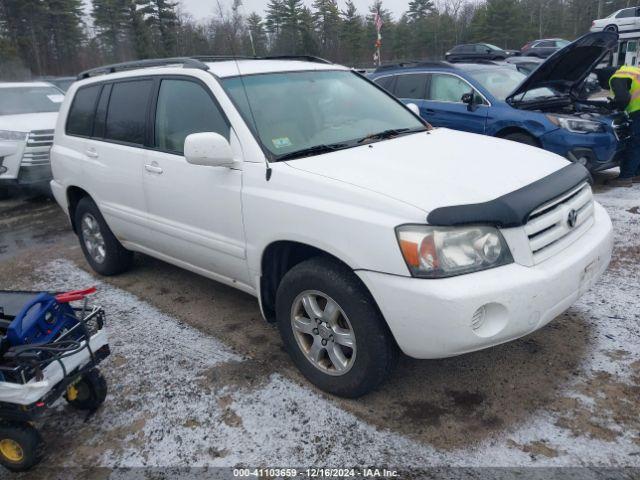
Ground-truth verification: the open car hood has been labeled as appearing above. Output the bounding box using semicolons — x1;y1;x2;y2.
506;32;618;104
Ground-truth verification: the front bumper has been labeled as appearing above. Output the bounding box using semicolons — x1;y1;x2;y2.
357;203;613;359
539;128;623;171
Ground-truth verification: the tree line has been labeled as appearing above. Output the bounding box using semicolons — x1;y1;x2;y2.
0;0;634;79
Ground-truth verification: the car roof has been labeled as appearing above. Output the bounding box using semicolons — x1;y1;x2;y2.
0;81;56;88
373;61;511;75
205;59;348;78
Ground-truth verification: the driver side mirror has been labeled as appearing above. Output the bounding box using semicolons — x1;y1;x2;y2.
461;92;477;111
184;132;234;168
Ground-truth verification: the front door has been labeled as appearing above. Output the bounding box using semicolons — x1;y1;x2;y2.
142;77;249;287
422;73;489;134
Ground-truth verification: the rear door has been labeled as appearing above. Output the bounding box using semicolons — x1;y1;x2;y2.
75;79;153;244
141;76;248;285
616;8;636;30
422;72;489;134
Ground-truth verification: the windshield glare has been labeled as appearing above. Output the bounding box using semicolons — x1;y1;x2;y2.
0;86;64;115
223;70;425;158
469;68;556;101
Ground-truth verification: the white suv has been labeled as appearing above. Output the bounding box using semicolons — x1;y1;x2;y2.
50;57;613;397
0;82;64;198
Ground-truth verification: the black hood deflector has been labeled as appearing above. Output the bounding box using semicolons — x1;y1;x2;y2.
426;163;592;228
506;31;618;104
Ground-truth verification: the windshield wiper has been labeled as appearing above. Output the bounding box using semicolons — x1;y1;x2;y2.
356;127;425;144
275;143;349;161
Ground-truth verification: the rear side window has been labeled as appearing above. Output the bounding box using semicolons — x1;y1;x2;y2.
105;80;153;145
393;74;428;99
66;85;101;137
374;76;394;91
154;79;229;155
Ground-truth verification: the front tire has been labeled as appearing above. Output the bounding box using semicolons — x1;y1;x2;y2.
604;24;618;33
276;257;398;398
75;196;133;276
0;422;45;472
501;131;538;147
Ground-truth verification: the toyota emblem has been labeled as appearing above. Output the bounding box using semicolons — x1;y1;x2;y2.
567;209;578;228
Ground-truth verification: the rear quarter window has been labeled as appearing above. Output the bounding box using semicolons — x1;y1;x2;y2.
66;85;102;137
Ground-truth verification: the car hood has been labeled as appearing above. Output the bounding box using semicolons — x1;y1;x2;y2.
0;112;58;133
285;128;570;214
506;31;618;103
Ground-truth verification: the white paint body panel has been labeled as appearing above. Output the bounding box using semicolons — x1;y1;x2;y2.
50;63;613;358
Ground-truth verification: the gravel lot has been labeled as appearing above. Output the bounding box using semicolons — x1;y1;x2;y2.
0;172;638;478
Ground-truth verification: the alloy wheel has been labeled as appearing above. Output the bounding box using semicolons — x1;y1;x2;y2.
81;213;106;264
290;290;356;376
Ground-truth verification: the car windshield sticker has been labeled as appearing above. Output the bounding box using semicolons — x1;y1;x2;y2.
272;137;293;149
47;94;65;103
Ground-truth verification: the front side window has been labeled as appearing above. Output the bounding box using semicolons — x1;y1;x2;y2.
105;80;153;145
394;74;428;99
0;86;64;116
223;70;425;159
66;85;101;137
428;74;472;103
154;79;229;155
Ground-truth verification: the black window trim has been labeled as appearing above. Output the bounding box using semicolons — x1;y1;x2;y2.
148;74;232;157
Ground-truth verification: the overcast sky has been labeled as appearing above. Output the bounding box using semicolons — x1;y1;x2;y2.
178;0;408;20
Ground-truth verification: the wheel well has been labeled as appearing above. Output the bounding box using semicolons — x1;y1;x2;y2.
66;186;90;233
495;127;541;146
260;241;353;322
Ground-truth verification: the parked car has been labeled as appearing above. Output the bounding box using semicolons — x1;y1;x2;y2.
0;82;64;198
445;43;518;62
521;38;571;58
505;55;543;75
370;32;627;172
591;6;640;33
39;76;76;92
51;56;612;398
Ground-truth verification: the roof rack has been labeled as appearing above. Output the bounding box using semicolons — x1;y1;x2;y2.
77;57;210;79
448;58;500;65
374;60;452;72
77;55;335;80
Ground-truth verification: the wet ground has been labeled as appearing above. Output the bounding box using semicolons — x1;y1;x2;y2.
0;173;639;478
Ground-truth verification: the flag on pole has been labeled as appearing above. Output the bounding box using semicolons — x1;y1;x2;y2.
373;10;383;66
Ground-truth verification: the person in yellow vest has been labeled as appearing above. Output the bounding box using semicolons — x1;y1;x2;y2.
607;65;640;187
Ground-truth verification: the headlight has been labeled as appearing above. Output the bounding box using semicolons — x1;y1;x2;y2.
546;115;605;134
396;225;513;278
0;130;28;141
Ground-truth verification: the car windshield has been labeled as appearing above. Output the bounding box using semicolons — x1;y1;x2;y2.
222;70;426;160
469;68;556;101
0;86;64;115
484;44;502;51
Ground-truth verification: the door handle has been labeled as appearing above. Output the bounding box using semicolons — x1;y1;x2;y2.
424;109;436;114
145;163;163;174
86;148;99;159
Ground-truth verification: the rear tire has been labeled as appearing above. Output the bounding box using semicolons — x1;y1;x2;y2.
75;196;133;276
65;369;108;410
0;422;45;472
501;132;538;147
0;187;10;200
275;257;398;398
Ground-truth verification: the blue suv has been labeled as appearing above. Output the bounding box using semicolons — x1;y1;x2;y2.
369;32;628;172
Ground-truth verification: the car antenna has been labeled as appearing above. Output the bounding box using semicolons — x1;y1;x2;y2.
214;0;272;181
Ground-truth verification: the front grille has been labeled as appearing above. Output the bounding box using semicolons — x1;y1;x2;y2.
21;129;54;166
26;129;54;147
524;182;594;264
612;117;631;141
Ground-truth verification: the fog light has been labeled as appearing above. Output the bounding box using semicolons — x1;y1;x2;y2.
470;303;508;338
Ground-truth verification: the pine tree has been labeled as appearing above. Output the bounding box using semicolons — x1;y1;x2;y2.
92;0;132;62
246;13;267;56
312;0;340;58
340;1;364;65
407;0;435;22
138;0;179;57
